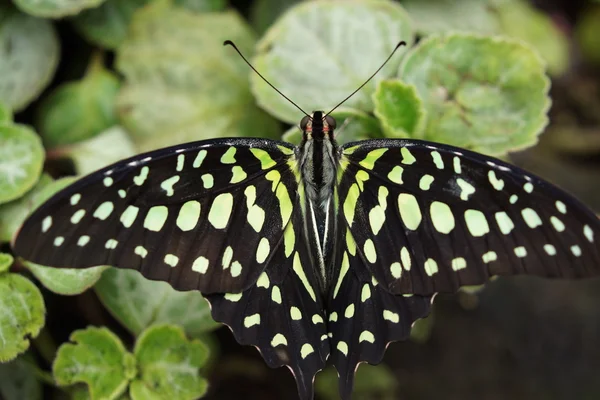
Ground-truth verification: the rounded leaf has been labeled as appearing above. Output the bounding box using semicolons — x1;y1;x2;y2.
252;0;413;123
95;268;220;337
0;4;59;111
0;273;46;362
24;263;108;296
66;126;137;175
71;0;152;50
0;355;43;400
0;124;44;204
0;252;13;273
116;3;279;152
1;175;73;244
373;79;425;138
133;325;209;400
399;33;550;155
494;0;569;76
14;0;105;18
402;0;499;35
53;327;136;400
36;63;121;148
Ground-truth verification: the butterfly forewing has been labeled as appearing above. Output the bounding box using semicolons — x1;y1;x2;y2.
206;208;329;400
14;138;298;294
338;139;600;296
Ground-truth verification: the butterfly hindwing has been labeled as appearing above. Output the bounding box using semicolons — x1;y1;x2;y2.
206;209;329;400
327;224;432;399
338;139;600;296
13;138;298;294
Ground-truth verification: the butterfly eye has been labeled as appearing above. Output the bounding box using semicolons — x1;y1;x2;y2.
325;115;336;129
300;115;311;130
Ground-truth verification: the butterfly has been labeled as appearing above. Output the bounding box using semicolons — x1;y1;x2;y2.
12;41;600;400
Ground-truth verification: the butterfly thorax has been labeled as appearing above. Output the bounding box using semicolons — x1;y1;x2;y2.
299;111;339;290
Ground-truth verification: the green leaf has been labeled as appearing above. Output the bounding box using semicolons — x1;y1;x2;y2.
249;0;300;35
0;273;46;362
71;0;152;50
131;325;208;400
0;123;44;205
252;0;413;123
95;269;220;337
116;3;279;152
401;0;499;35
373;79;425;138
494;0;569;76
316;364;397;400
399;33;550;155
24;264;108;296
0;355;43;400
575;5;600;65
66;126;137;175
0;102;13;123
410;313;435;343
53;327;137;400
13;0;105;18
36;58;121;148
173;0;227;12
0;252;13;273
0;4;59;111
0;175;74;244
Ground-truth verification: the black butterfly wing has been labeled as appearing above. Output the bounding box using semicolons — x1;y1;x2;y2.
13;138;299;294
206;207;329;400
326;222;432;399
338;139;600;296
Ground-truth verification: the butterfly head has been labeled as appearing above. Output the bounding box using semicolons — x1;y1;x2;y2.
301;111;336;141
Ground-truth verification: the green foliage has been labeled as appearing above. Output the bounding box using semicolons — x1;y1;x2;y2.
0;253;13;273
373;79;425;138
132;325;209;399
400;34;550;155
575;5;600;65
72;0;152;49
53;325;209;400
95;269;220;336
253;0;413;123
36;56;121;148
0;175;74;243
401;0;569;75
0;123;45;205
0;355;43;400
116;2;280;152
53;327;137;399
14;0;105;19
0;273;45;362
66;126;137;175
25;263;108;296
316;364;398;400
0;4;59;111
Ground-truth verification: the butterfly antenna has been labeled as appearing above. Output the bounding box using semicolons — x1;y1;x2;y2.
324;41;407;118
224;40;311;119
